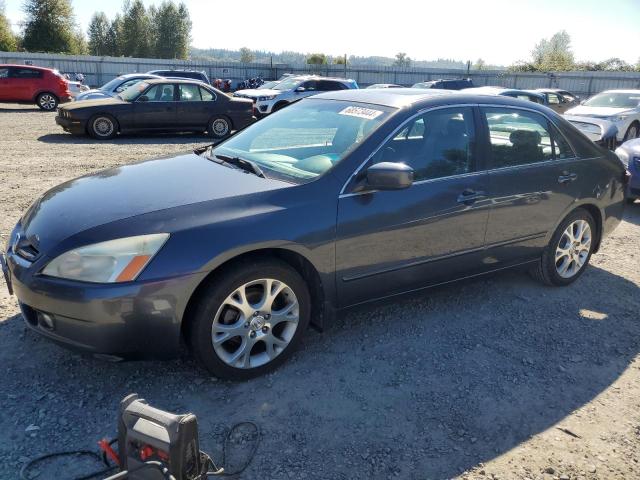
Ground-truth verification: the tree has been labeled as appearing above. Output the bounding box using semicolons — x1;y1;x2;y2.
72;27;87;54
106;14;123;56
335;55;347;65
473;58;486;70
120;0;151;57
0;1;17;51
87;12;110;56
393;52;411;67
149;1;191;59
306;53;327;65
530;30;574;71
239;46;254;63
22;0;78;53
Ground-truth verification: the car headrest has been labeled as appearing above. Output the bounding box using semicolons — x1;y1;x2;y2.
509;129;541;146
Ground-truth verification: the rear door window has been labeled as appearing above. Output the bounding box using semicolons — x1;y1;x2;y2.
179;84;202;101
11;68;42;79
482;108;561;168
199;87;216;101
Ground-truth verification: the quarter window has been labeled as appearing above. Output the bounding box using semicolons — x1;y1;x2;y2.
372;107;476;181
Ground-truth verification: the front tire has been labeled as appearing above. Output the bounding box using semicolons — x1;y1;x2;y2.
188;259;311;379
36;92;58;111
88;114;118;140
530;209;595;286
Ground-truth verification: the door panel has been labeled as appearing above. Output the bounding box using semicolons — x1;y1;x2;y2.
133;84;177;129
335;106;490;307
176;84;211;128
336;174;490;306
481;106;581;263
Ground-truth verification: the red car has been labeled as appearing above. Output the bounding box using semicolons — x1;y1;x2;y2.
0;64;72;111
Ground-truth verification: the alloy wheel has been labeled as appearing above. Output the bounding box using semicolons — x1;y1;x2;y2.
211;278;299;369
39;94;56;110
211;118;229;137
555;219;592;279
93;117;114;137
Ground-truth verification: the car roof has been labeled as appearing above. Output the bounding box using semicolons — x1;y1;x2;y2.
312;88;556;113
139;78;211;85
598;89;640;94
289;75;355;82
0;64;53;71
148;69;206;73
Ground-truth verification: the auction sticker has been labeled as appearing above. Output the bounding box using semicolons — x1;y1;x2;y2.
339;106;383;120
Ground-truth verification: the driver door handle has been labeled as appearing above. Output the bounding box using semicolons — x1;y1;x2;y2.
457;189;486;205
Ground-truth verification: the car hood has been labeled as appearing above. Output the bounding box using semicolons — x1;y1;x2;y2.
235;89;282;98
62;97;126;110
20;151;292;254
564;105;635;118
76;89;112;99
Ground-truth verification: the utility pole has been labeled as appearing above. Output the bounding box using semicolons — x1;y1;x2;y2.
344;53;347;78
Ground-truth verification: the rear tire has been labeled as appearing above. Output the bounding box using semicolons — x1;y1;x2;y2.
188;259;311;379
36;92;58;111
207;116;231;139
530;209;595;286
88;114;118;140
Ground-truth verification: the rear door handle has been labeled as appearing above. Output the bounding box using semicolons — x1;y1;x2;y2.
558;172;577;184
457;189;486;205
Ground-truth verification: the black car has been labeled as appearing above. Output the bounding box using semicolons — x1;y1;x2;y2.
412;78;474;90
147;69;210;84
55;79;255;139
4;89;626;379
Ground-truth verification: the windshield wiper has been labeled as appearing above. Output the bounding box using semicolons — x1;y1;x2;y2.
212;153;265;178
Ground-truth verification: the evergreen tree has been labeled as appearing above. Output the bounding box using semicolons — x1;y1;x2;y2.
87;12;110;56
151;1;190;59
120;0;151;57
22;0;78;53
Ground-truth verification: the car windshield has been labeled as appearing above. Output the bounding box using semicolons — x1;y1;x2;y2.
210;99;394;183
119;81;150;102
412;82;433;89
259;81;279;89
274;78;303;91
583;92;640;108
101;76;130;92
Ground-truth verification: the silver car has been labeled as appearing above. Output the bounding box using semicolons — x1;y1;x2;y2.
75;74;161;101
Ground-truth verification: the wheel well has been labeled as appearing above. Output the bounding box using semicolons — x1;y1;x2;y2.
577;204;603;252
181;248;326;344
273;101;289;111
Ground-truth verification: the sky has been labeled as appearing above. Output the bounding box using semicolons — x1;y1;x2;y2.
3;0;639;65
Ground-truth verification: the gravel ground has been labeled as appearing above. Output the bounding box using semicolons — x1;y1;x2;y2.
0;104;639;480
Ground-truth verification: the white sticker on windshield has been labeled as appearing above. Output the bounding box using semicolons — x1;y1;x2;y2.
339;106;383;120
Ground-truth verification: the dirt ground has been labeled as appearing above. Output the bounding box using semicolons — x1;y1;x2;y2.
0;104;639;480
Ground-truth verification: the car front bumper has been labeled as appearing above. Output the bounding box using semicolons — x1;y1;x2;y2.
55;115;85;135
4;247;207;359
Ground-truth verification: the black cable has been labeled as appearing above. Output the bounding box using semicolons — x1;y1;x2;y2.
204;421;261;477
19;450;117;480
101;461;177;480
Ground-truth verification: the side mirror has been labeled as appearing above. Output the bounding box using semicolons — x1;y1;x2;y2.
137;95;149;102
295;87;306;92
365;162;414;191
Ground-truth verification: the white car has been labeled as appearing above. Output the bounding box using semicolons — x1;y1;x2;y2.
565;89;640;143
67;80;89;98
233;75;358;115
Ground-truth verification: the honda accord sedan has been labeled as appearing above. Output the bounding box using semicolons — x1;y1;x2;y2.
2;89;626;379
56;78;255;140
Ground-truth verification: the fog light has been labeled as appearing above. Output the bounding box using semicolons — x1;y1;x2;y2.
38;312;55;330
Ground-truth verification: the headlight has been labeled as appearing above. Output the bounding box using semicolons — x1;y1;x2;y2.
615;147;629;168
257;95;277;101
42;233;169;283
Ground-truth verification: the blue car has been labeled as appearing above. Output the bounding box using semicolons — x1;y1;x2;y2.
2;89;626;379
75;74;161;101
615;139;640;203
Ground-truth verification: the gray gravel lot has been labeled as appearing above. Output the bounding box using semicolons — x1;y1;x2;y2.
0;105;639;480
